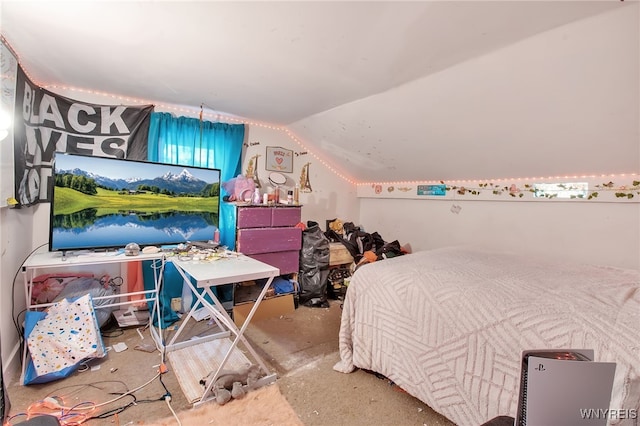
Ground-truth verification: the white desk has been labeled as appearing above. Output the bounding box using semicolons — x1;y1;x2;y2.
164;254;280;405
21;250;165;383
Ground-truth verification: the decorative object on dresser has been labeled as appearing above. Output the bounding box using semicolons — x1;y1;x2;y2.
267;172;287;205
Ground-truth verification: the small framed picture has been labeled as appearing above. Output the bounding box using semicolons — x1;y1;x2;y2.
265;146;293;173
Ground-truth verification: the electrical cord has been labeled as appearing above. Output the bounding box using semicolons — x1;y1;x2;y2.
85;368;175;422
19;368;168;425
157;363;181;424
164;395;182;426
158;371;170;396
32;377;174;424
86;394;137;420
12;242;48;359
15;251;176;423
44;370;162;413
100;327;125;339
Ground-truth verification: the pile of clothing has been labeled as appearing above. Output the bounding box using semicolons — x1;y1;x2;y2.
297;219;409;307
325;219;407;268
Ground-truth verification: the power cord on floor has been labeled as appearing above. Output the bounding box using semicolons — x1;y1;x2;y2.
158;362;181;425
164;394;182;426
23;368;166;426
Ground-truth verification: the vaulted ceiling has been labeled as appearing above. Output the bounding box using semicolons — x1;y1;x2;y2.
1;1;637;183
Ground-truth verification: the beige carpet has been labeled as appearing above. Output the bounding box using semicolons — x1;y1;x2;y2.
6;301;455;425
143;383;303;426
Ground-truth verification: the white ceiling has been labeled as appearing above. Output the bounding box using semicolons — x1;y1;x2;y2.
1;1;637;183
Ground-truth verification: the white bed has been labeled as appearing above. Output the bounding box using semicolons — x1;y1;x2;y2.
333;246;640;426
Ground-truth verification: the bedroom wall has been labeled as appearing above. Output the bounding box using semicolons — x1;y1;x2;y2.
356;7;639;271
0;205;36;382
359;198;640;270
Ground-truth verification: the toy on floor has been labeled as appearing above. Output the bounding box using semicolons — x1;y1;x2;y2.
199;364;263;405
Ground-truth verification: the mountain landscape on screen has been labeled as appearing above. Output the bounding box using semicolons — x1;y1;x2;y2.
57;168;214;195
49;153;221;252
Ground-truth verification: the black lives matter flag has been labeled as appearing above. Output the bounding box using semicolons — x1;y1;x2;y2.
13;66;153;206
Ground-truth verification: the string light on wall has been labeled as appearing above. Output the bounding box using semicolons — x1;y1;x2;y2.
3;35;636;192
283;129;357;185
44;83;360;185
43;76;350;181
17;51;351;187
357;173;640;201
357;173;639;187
47;79;357;185
13;70;640;191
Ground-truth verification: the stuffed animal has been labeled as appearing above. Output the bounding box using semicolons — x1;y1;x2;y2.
329;219;344;234
200;364;262;405
215;387;232;405
231;381;246;399
221;175;255;202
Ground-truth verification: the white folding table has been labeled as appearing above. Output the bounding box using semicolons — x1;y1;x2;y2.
160;253;280;405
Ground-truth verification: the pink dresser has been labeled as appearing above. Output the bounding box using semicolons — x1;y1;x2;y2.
236;206;302;275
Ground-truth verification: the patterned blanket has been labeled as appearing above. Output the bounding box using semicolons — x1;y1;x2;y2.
334;246;640;425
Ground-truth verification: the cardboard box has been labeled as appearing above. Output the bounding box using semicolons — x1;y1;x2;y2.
329;242;354;266
233;293;295;326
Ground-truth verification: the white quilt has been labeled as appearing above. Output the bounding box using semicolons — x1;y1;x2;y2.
333;246;640;426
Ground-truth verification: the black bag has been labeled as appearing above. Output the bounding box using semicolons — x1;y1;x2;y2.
376;240;404;260
298;221;330;307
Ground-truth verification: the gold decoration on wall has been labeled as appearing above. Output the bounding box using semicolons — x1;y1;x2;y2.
299;162;312;193
245;154;261;188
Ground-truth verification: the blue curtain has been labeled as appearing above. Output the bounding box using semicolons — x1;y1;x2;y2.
147;112;244;248
144;112;244;327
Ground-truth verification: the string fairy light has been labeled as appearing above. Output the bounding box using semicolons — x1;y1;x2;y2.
357;172;639;188
1;32;355;186
3;35;636;189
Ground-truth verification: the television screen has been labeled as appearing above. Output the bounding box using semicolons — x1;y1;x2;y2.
49;152;221;252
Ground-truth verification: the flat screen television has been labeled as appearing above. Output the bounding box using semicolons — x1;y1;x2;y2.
49;152;221;253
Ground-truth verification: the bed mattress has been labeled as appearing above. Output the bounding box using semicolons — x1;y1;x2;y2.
334;246;640;425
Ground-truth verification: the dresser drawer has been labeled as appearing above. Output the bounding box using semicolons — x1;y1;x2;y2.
237;207;272;228
271;207;301;227
249;250;299;275
237;227;302;255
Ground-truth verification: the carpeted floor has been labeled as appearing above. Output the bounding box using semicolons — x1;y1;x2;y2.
6;299;455;425
143;384;303;426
